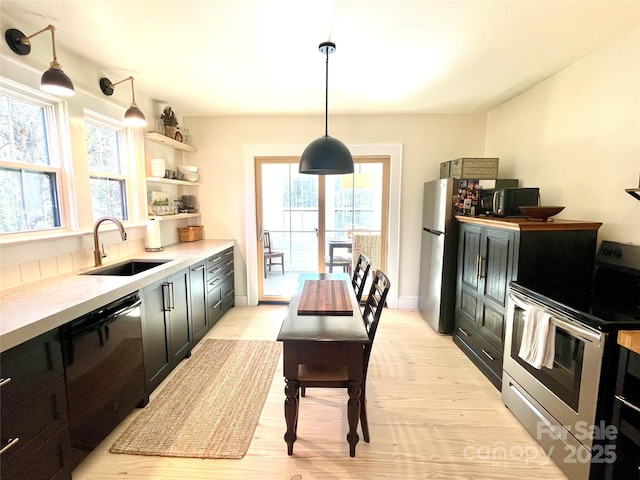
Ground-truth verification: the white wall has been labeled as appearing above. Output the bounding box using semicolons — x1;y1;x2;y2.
183;113;487;307
485;28;640;244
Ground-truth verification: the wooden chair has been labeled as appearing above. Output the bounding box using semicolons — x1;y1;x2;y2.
351;253;371;304
298;270;391;444
263;231;284;278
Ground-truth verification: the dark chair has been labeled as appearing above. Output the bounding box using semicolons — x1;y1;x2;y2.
298;270;391;444
351;253;371;304
263;231;284;277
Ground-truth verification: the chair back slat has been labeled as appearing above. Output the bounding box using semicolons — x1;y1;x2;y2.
264;231;272;253
351;254;371;303
361;270;390;367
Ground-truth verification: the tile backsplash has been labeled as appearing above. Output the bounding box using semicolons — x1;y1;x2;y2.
0;226;146;290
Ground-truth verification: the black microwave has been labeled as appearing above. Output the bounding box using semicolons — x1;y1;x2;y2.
481;187;540;217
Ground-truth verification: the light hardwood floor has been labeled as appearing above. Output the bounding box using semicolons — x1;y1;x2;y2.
72;306;567;480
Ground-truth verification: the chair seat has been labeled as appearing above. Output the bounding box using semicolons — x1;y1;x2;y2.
298;364;349;382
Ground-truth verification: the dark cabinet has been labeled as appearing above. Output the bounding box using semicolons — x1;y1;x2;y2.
189;261;209;344
0;330;73;480
453;217;599;389
206;247;235;329
142;268;192;393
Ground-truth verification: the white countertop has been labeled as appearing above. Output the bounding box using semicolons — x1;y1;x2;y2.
0;239;235;353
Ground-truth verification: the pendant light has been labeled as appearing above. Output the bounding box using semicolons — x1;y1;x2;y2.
99;76;147;127
299;42;354;175
5;25;75;96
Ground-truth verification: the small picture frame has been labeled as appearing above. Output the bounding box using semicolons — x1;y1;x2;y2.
174;130;183;142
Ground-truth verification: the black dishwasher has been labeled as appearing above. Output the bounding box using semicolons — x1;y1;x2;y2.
60;291;148;469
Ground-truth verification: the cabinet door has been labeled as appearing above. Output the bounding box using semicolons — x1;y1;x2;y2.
189;261;208;344
456;224;482;328
141;279;171;393
478;228;514;350
168;269;191;367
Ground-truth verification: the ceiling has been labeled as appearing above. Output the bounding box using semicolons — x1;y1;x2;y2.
1;1;639;117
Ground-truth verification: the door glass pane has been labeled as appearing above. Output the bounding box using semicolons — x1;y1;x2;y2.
261;163;318;299
325;162;383;286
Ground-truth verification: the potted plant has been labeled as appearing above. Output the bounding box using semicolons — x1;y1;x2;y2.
161;106;178;138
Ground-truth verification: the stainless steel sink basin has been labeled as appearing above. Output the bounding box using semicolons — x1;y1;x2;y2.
84;259;171;276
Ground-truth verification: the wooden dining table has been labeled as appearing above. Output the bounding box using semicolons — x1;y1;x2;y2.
277;272;371;457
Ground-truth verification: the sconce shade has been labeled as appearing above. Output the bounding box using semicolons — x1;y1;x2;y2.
124;105;147;126
300;135;354;175
40;66;75;96
300;41;353;175
100;76;146;127
5;26;75;97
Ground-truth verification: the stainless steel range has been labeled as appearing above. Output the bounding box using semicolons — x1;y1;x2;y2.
502;240;640;480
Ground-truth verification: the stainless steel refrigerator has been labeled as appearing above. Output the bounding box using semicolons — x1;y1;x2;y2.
418;179;459;334
418;178;518;333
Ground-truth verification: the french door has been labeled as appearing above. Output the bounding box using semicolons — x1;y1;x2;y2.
256;156;389;302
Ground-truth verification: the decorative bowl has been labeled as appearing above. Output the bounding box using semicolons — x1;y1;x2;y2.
519;206;565;221
178;165;198;174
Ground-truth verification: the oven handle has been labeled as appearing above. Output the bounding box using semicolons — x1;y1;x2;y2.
508;292;602;346
615;395;640;415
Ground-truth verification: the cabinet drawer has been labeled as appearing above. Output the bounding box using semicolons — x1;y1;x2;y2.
1;425;72;480
222;275;235;310
206;252;225;273
206;267;226;292
1;377;69;469
208;287;224;326
1;330;64;414
454;319;503;389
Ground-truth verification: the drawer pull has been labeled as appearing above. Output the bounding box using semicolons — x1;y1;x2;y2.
191;265;205;272
0;377;11;388
458;327;469;337
224;260;234;267
209;278;222;287
225;289;235;298
211;300;223;310
224;250;233;256
0;437;19;455
225;270;233;277
209;256;222;263
481;349;495;361
210;267;222;275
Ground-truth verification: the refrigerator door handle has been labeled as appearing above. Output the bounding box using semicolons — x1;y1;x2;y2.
423;227;445;236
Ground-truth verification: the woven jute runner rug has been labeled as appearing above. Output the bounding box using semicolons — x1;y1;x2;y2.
110;338;281;459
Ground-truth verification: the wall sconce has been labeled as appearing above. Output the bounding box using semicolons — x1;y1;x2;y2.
99;76;147;127
5;25;75;96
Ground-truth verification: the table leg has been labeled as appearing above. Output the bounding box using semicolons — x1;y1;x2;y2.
346;380;361;457
284;377;299;455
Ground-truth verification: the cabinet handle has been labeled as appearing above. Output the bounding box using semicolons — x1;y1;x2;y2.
169;282;175;310
0;437;19;455
0;377;11;388
210;256;222;264
162;283;171;312
191;265;205;272
210;267;222;275
224;260;234;267
479;256;485;279
476;255;481;279
458;327;469;337
615;395;640;415
481;349;495;361
225;289;235;298
211;300;223;310
225;270;233;277
224;250;233;256
209;278;222;287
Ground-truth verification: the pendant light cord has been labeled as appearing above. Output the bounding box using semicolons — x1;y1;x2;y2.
324;48;329;137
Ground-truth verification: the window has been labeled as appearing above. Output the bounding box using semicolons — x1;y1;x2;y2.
85;114;128;221
0;88;62;233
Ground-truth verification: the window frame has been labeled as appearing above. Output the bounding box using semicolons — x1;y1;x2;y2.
0;79;70;237
84;110;132;222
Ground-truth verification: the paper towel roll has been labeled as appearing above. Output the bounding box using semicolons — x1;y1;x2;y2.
145;218;163;251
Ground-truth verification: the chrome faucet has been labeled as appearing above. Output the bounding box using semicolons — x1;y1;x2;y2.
93;216;127;267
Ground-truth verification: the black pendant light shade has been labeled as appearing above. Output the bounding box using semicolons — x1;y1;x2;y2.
300;41;353;175
299;135;353;174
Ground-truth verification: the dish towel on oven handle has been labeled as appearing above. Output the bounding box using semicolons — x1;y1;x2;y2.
518;305;556;369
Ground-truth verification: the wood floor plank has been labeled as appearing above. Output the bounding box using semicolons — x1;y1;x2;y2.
71;306;567;479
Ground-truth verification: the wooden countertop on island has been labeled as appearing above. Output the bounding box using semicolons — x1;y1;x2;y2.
618;331;640;355
455;215;602;232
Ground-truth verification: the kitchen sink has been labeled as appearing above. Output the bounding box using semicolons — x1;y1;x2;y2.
83;259;171;276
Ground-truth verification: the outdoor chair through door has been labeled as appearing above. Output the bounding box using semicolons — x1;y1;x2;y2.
263;231;285;278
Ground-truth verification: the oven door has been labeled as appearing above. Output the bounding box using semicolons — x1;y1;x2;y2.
503;289;605;449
